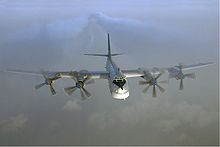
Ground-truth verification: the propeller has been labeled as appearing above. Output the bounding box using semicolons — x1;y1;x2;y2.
64;76;94;100
35;70;58;95
171;63;196;90
139;73;167;97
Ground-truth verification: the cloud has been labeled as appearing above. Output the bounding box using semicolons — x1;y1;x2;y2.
0;14;90;69
1;11;216;69
3;16;88;44
157;119;181;133
63;100;81;111
88;98;218;144
175;102;218;128
0;114;28;132
89;111;117;130
176;133;188;143
87;12;187;50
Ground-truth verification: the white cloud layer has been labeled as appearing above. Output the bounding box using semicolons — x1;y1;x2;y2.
63;100;82;111
0;114;28;132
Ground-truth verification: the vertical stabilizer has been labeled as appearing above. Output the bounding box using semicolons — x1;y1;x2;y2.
84;33;123;58
107;33;111;59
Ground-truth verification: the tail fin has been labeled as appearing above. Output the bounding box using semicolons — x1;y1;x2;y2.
84;33;123;58
107;33;111;58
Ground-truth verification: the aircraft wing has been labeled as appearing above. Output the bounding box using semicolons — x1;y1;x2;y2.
177;62;214;71
6;69;109;80
163;62;215;73
6;69;43;77
122;69;145;78
122;62;214;78
6;69;72;78
74;70;109;79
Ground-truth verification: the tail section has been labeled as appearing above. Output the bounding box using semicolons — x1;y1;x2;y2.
84;33;123;59
107;33;111;58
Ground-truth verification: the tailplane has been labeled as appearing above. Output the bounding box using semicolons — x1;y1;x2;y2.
84;33;123;58
84;53;123;57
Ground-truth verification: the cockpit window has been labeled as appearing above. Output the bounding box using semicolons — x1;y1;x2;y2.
113;79;126;90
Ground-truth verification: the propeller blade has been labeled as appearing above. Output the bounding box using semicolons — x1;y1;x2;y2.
35;83;46;90
64;86;77;95
142;84;150;93
71;76;78;82
40;69;48;79
156;84;165;93
49;84;56;95
155;73;162;80
85;79;95;85
82;87;92;98
80;88;86;100
82;77;89;83
139;80;148;85
152;85;157;97
185;73;196;79
179;78;184;90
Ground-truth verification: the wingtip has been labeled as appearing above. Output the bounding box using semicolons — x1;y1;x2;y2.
208;62;215;65
201;62;215;66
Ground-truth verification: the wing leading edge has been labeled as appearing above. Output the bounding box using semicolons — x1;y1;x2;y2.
8;62;212;79
6;69;109;80
122;62;214;78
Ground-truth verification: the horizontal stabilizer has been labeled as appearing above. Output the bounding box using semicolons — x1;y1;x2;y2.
111;53;124;56
84;53;123;57
84;54;108;57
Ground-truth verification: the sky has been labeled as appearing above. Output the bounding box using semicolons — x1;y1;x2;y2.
0;0;219;145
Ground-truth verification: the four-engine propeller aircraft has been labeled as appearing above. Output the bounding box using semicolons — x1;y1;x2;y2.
7;34;214;100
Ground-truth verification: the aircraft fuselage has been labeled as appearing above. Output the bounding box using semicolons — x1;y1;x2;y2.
106;58;129;100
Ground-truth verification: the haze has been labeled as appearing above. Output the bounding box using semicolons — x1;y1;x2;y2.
0;0;219;145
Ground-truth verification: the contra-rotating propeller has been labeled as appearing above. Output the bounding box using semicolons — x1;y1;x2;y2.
170;63;196;90
35;70;60;95
64;71;95;100
139;72;167;97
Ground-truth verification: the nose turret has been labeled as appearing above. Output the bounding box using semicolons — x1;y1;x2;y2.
112;78;126;90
